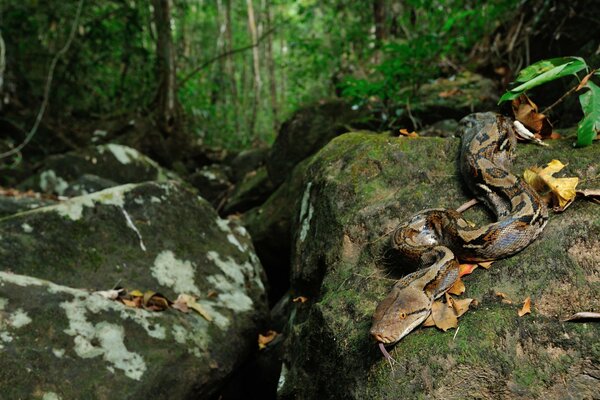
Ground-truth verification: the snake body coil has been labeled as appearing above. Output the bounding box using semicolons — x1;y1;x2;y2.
370;112;548;344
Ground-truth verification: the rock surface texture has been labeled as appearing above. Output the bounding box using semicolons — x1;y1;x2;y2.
279;132;600;399
0;181;268;399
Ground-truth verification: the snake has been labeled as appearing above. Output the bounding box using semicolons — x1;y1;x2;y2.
370;112;548;345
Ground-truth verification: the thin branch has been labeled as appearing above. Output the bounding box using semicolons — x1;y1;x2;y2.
540;84;578;116
178;23;280;88
0;0;85;160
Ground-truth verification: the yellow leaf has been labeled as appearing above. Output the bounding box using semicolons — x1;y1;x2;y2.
292;296;308;303
129;289;143;297
478;261;493;269
174;294;212;321
258;330;278;350
524;159;579;210
399;128;419;138
518;297;532;317
447;277;465;296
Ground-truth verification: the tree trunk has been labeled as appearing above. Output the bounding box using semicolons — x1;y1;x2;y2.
224;0;240;133
246;0;261;138
264;0;278;132
152;0;179;134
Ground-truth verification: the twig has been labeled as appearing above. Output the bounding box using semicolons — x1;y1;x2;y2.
0;0;85;160
179;22;282;88
540;83;579;116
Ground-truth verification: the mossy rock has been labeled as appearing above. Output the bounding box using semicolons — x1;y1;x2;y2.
0;181;268;398
223;167;276;215
280;130;600;399
267;99;374;186
18;144;177;196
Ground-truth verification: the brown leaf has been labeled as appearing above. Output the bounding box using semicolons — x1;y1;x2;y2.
478;261;493;270
142;290;170;311
518;296;531;317
576;69;597;91
495;291;513;304
438;88;462;98
431;298;458;331
292;296;308;303
399;128;419;138
447;278;465;296
422;313;436;327
174;294;212;321
258;330;278;350
577;189;600;204
451;297;473;318
512;94;553;138
122;297;142;308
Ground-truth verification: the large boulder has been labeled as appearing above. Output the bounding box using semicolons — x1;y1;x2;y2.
279;131;600;398
266;99;373;186
0;181;268;398
18;144;177;196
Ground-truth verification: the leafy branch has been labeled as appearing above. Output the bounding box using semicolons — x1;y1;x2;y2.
499;57;600;147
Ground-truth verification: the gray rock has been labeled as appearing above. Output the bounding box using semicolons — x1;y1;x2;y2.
188;164;233;209
222;167;275;215
18;144;177;196
279;131;600;399
0;181;268;398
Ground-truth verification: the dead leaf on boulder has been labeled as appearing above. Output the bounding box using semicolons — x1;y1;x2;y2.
561;312;600;322
292;296;308;303
524;159;578;211
173;294;212;322
447;278;465;296
518;296;532;317
430;298;458;331
451;297;473;318
399;128;419;138
258;330;278;350
512;94;552;138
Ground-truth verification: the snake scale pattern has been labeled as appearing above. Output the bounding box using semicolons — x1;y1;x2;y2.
370;112;548;344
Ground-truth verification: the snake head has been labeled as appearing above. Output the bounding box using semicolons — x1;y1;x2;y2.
370;283;432;344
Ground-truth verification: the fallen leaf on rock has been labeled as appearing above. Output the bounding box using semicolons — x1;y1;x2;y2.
258;330;278;350
292;296;308;303
577;189;600;204
129;289;144;297
399;128;419;138
173;294;212;321
430;296;458;331
478;261;493;269
122;297;142;308
143;290;170;311
438;88;462;98
422;313;436;327
561;312;600;322
524;159;578;211
447;278;465;296
495;292;513;304
518;297;532;317
451;297;473;318
459;263;478;277
94;288;124;300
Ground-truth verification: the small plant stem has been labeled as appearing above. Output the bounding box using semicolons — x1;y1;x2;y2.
540;84;578;116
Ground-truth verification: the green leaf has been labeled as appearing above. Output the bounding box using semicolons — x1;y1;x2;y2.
513;57;585;83
498;57;588;104
576;80;600;147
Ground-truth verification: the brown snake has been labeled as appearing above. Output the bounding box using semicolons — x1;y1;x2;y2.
370;112;548;345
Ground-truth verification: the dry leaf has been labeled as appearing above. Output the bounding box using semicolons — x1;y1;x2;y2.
577;189;600;204
292;296;308;303
451;297;473;318
438;88;462;98
524;159;579;211
94;289;124;300
518;297;532;317
122;297;142;308
258;330;278;350
399;128;419;138
561;312;600;322
422;313;436;327
447;278;465;296
142;290;170;311
495;291;513;304
459;263;478;277
512;94;552;138
430;298;458;331
174;294;212;321
478;261;493;269
129;289;144;297
576;69;597;91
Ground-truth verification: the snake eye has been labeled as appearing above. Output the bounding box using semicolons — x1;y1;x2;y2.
399;312;407;319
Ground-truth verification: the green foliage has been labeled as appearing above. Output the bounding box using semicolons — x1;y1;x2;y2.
576;80;600;147
498;57;587;103
499;57;599;147
339;0;516;110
